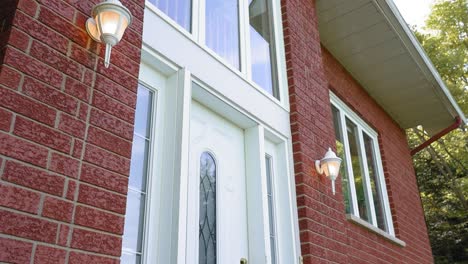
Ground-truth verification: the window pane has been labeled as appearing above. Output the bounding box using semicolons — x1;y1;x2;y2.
205;0;240;69
134;85;152;138
129;136;149;191
122;85;154;263
121;252;141;264
346;118;371;222
363;133;388;231
199;152;217;264
265;155;277;264
122;190;146;252
249;0;278;97
149;0;192;31
331;106;352;214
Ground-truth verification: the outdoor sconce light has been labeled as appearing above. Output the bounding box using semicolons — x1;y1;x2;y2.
315;148;342;195
86;0;132;68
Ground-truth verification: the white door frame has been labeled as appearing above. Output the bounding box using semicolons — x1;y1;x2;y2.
139;43;301;263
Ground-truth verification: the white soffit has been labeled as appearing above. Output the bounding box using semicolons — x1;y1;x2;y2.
317;0;466;135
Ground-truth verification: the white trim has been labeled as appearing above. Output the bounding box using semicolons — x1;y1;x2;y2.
330;92;395;236
144;0;289;109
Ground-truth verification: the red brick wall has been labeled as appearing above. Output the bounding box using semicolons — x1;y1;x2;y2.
282;0;433;263
0;0;144;262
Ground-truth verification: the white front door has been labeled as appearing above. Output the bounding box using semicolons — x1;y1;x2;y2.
187;100;249;264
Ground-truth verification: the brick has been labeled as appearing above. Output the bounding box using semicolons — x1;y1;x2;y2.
23;77;78;115
65;77;91;102
78;102;89;121
0;65;22;90
72;139;84;158
74;205;125;234
3;160;65;196
57;224;70;246
95;74;137;108
37;0;75;21
87;126;132;158
0;107;12;131
68;251;119;264
0;183;41;214
49;152;80;178
89;108;133;140
92;91;135;124
69;43;98;69
17;0;38;17
58;113;86;139
63;0;96;18
13;11;68;54
14;116;72;153
42;196;74;222
0;209;58;243
38;7;88;48
0;87;56;126
70;228;122;256
77;184;126;214
66;180;77;200
80;163;128;194
96;61;138;90
7;27;30;52
0;132;49;168
83;144;131;176
0;237;33;264
29;40;84;81
4;47;63;88
34;245;67;264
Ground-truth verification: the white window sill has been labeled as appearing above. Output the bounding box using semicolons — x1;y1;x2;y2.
346;214;406;247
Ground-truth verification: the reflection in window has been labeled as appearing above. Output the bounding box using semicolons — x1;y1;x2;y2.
249;0;278;97
205;0;240;69
199;152;217;264
149;0;192;31
364;133;387;231
332;106;352;214
121;85;154;263
346;118;371;222
265;155;277;264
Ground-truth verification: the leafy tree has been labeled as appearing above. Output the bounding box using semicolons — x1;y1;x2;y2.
407;0;468;263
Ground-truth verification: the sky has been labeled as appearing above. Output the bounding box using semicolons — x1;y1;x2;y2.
392;0;436;28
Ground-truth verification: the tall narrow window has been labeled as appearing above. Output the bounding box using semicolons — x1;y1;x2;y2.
149;0;192;31
248;0;278;97
121;85;154;263
205;0;240;69
265;155;277;264
199;152;217;264
330;93;394;235
332;106;352;214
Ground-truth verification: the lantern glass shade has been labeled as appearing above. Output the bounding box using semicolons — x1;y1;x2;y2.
96;11;129;42
322;158;341;180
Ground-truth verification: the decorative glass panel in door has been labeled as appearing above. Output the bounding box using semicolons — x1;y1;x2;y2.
199;152;217;264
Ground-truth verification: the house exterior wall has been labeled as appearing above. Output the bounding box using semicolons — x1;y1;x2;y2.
0;0;144;262
0;0;434;263
282;0;433;263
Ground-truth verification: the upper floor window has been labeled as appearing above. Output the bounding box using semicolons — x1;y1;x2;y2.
149;0;192;31
148;0;282;99
330;93;394;235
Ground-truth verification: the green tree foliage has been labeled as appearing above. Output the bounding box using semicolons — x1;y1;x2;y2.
407;0;468;263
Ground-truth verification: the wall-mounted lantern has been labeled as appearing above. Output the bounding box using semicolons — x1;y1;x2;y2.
86;0;132;68
315;148;342;195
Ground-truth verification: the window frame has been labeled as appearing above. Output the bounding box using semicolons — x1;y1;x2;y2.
330;92;395;236
145;0;287;103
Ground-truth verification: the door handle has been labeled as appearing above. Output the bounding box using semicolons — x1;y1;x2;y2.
240;258;247;264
